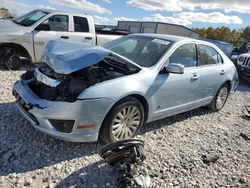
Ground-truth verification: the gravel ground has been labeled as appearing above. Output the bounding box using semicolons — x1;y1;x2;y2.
0;69;249;188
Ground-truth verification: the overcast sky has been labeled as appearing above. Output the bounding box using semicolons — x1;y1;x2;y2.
1;0;249;29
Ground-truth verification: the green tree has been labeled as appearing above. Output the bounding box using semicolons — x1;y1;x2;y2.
194;27;241;46
241;27;250;42
0;7;12;18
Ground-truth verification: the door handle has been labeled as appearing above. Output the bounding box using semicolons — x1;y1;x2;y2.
220;70;226;75
61;36;69;39
85;37;93;40
191;73;199;80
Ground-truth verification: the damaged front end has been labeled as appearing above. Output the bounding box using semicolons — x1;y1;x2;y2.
21;40;140;102
12;40;140;142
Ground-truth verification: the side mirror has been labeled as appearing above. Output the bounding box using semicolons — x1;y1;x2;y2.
165;63;184;74
230;55;238;61
35;24;50;31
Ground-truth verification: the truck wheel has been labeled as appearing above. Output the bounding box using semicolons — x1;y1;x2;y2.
4;52;21;71
100;97;145;143
208;83;229;112
0;49;5;68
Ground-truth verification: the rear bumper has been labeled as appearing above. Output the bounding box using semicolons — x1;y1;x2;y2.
13;80;114;142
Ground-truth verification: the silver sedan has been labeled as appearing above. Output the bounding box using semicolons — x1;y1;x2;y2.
13;34;238;143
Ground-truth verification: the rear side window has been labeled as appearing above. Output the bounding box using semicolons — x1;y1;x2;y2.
169;44;197;68
198;45;223;65
73;16;89;32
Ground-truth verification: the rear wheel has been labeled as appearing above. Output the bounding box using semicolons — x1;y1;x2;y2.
208;83;229;111
100;97;145;143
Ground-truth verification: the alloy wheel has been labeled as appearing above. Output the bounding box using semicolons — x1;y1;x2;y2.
111;105;141;140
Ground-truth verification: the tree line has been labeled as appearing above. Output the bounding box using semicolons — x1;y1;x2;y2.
193;27;250;46
0;7;13;18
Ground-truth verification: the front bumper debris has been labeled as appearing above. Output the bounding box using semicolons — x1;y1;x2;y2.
12;80;114;142
99;139;151;188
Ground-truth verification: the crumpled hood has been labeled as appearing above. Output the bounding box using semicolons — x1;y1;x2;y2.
41;40;112;74
0;19;29;34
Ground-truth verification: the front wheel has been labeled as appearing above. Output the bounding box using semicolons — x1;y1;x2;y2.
208;83;229;111
100;97;145;143
4;53;21;70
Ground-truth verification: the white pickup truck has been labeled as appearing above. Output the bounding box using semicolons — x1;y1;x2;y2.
0;9;124;70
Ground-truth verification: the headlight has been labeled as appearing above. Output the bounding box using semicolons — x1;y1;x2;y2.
238;56;245;62
231;55;238;60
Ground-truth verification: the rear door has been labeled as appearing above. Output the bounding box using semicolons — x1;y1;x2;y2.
196;44;225;105
33;14;71;62
70;15;95;45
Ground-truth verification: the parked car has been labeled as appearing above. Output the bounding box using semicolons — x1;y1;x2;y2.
0;9;124;70
13;34;239;143
230;42;250;64
236;53;250;82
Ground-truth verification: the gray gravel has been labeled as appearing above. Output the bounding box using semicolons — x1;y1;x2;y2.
0;69;249;188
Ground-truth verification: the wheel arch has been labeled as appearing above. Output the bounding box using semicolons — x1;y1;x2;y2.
224;80;232;91
99;94;149;130
0;43;32;62
98;94;149;142
128;94;149;122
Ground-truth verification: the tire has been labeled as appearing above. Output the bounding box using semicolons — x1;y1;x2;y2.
4;53;21;71
100;97;145;143
0;49;5;68
208;83;229;112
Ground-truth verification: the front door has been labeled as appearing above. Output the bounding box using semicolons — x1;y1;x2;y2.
151;43;201;119
33;14;71;62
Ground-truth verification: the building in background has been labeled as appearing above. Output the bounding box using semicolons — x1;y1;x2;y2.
117;21;199;38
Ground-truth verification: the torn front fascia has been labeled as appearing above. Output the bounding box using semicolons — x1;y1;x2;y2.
99;139;150;188
12;89;47;110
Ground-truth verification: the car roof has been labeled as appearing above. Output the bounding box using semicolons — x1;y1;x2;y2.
37;8;56;13
132;33;187;42
196;38;232;46
37;9;88;17
133;33;223;46
130;33;226;55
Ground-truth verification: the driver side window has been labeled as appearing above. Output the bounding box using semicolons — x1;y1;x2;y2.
38;15;69;32
169;44;197;68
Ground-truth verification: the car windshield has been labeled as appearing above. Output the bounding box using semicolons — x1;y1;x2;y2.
13;10;48;26
104;35;172;67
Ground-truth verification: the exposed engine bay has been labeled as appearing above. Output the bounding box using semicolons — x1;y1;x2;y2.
22;56;139;102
